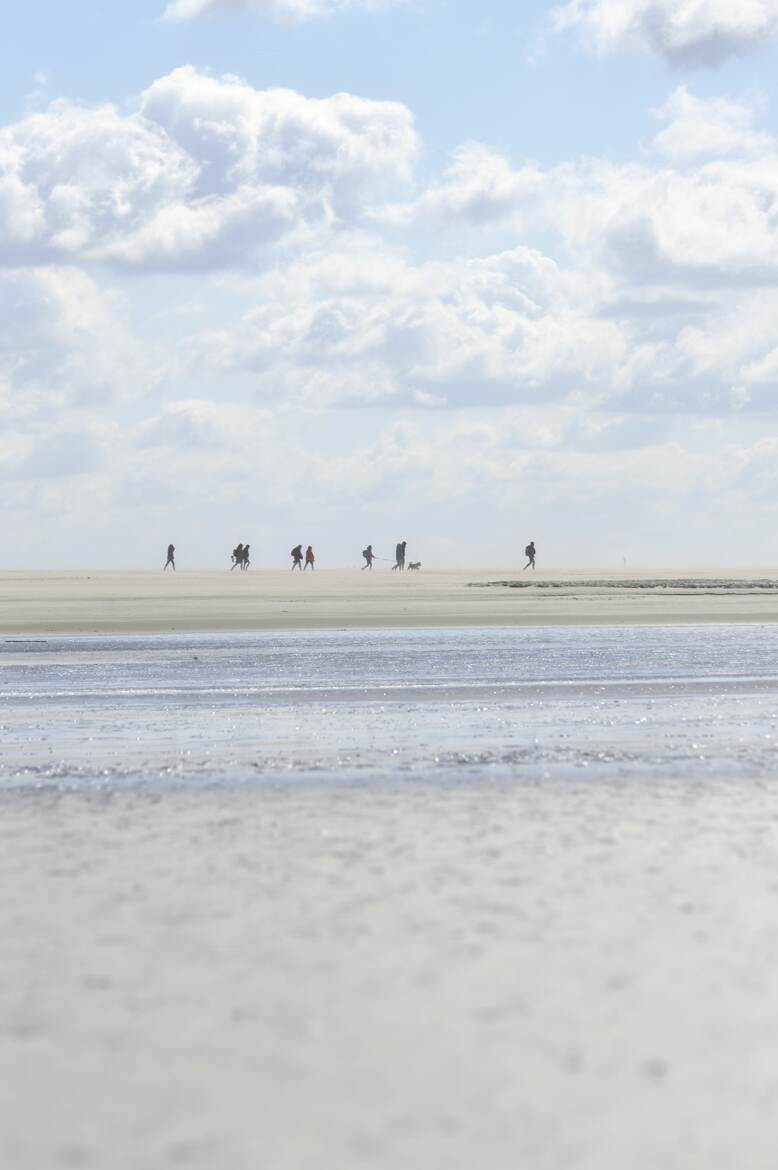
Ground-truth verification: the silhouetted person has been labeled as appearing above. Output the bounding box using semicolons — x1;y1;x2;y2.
362;544;375;570
305;545;315;571
164;543;175;571
231;543;244;570
392;540;407;571
524;541;536;570
242;543;250;570
291;544;303;570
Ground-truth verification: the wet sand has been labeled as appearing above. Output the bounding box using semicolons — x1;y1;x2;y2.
5;624;778;786
2;569;778;635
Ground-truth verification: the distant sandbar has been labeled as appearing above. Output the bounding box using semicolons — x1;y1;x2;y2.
2;569;778;636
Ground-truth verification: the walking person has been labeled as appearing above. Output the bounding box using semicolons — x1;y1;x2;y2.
362;544;375;570
392;540;407;571
304;545;315;571
291;544;303;571
242;543;250;570
524;541;536;570
164;543;175;571
231;543;244;570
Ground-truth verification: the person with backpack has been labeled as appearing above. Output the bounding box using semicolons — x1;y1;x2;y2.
291;544;303;570
524;541;536;570
362;545;375;570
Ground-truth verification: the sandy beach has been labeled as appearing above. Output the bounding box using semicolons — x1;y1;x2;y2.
2;569;778;636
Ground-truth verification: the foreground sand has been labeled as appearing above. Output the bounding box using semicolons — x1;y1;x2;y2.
4;779;778;1170
2;569;778;635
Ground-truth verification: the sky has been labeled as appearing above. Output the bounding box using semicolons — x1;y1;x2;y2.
3;0;778;568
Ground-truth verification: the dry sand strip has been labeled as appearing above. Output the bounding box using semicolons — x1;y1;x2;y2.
2;570;778;636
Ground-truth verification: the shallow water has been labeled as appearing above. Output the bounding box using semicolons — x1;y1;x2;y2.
2;624;778;786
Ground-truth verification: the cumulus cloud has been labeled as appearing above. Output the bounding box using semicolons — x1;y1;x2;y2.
163;0;404;18
0;66;417;270
650;87;774;162
544;159;778;283
377;142;544;228
555;0;778;64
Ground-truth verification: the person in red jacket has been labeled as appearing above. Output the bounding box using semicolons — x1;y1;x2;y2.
362;545;375;570
305;545;315;571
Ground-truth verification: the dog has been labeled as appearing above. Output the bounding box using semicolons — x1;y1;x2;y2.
408;561;422;571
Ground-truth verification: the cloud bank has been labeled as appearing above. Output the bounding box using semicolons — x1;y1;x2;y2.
3;69;778;565
194;237;628;410
379;90;778;284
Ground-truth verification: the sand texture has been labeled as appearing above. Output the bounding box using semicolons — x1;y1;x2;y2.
2;569;778;635
5;778;778;1170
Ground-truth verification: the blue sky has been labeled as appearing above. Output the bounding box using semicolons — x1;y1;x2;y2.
3;0;778;567
7;2;778;162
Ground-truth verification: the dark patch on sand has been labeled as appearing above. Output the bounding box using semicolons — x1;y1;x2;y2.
469;579;778;593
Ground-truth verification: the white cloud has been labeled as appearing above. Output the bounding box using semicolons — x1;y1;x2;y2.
163;0;406;21
0;267;155;415
0;67;417;270
555;0;778;64
192;235;630;408
650;87;774;162
0;266;161;505
557;158;778;282
139;67;415;199
175;202;778;423
670;290;778;406
377;142;544;228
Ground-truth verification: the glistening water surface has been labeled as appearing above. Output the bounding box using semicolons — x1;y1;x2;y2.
2;623;778;786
